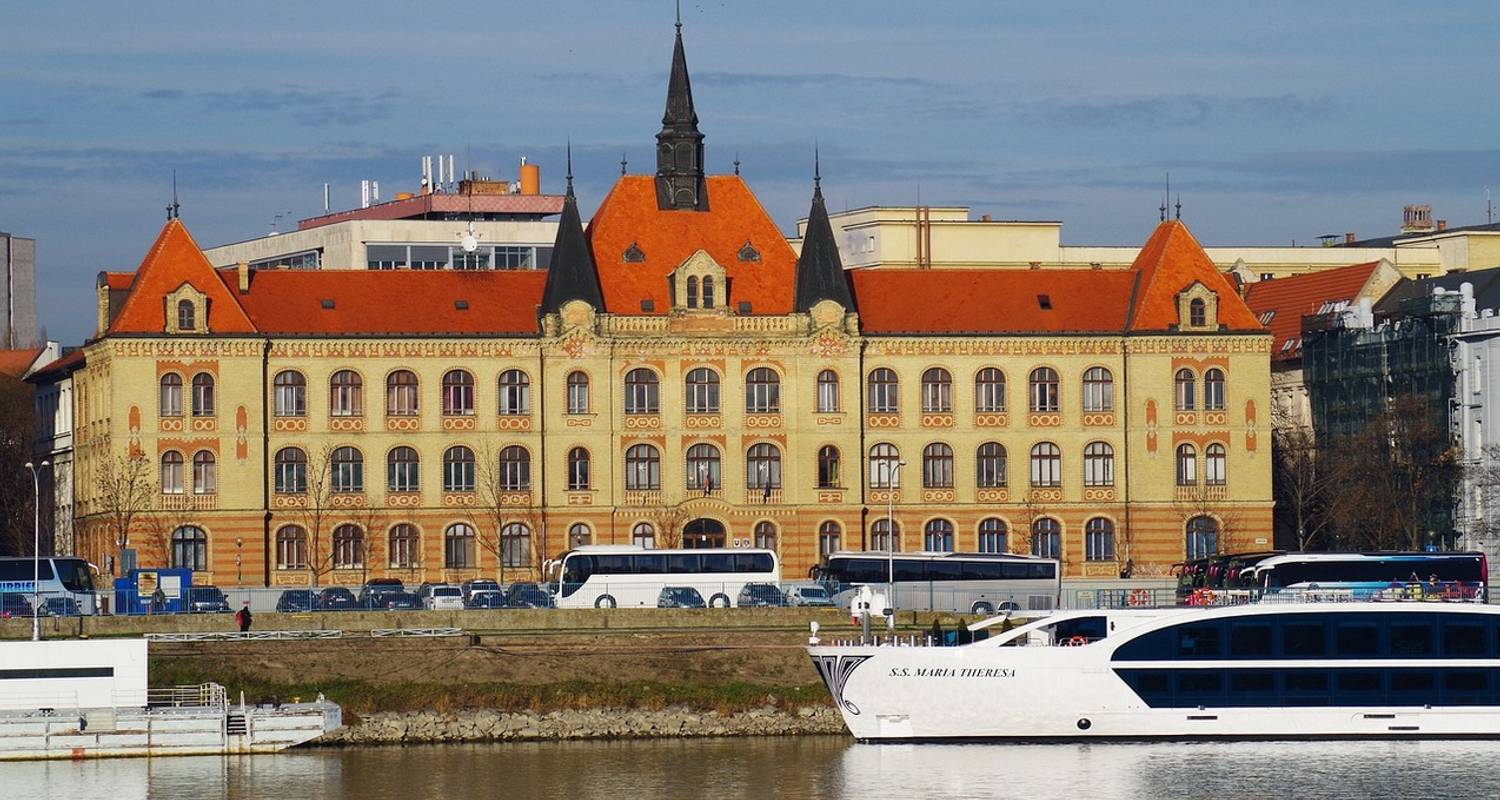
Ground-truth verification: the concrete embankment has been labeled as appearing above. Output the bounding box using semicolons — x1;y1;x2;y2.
324;706;846;745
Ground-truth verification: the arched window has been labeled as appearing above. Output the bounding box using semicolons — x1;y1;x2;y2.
442;369;475;416
330;370;363;417
568;523;592;549
331;446;363;492
922;442;954;488
1204;368;1226;411
685;367;720;414
816;370;840;413
160;451;184;495
1082;367;1113;412
745;367;781;414
868;443;902;488
274;447;307;494
924;518;955;552
746;443;782;490
701;275;715;308
686;443;721;491
501;522;530;567
1175;368;1196;411
444;523;476;568
978;518;1007;553
975;367;1006;413
440;446;476;493
632;522;656;549
170;525;207;571
388;523;419;569
625;444;661;490
386;370;419;416
625;368;659;414
191;373;215;417
871;518;900;552
498;369;531;415
686;275;699;308
1186;516;1219;559
1029;368;1059;413
1176;444;1198;486
1205;443;1227;486
1030;442;1062;487
387;446;419;492
498;445;531;491
921;368;952;413
976;442;1007;488
275;525;307;570
817;445;841;489
867;368;899;413
159;373;183;417
1189;298;1207;327
818;521;842;557
177;299;196;331
566;371;590;415
1085;517;1115;562
191;450;216;495
1031;517;1061;559
567;447;591;491
754;520;777;550
332;524;364;569
273;371;306;417
1083;441;1114;487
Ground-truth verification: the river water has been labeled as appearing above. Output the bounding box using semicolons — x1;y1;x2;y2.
12;737;1500;799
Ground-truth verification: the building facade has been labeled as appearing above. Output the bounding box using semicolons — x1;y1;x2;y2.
65;23;1273;586
0;231;38;348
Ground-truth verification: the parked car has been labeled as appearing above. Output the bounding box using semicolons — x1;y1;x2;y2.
466;590;508;609
0;594;41;618
381;591;422;610
783;585;835;608
657;586;706;609
358;578;405;607
461;578;502;601
736;582;788;608
275;590;317;613
505;582;553;609
424;584;465;611
186;586;232;613
316;587;358;611
44;596;82;617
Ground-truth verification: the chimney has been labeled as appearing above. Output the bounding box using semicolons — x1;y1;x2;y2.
236;261;250;294
1345;232;1356;245
980;214;992;222
1438;219;1448;232
519;158;540;196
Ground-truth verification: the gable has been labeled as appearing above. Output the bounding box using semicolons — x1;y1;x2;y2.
109;220;256;335
1127;221;1262;332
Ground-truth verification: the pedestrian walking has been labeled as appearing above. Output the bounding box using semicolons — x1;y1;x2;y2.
235;601;253;632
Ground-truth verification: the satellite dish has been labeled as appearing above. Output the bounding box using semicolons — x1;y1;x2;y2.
458;221;482;253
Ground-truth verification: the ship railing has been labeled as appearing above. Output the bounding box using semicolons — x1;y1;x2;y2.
132;683;228;709
1081;582;1488;609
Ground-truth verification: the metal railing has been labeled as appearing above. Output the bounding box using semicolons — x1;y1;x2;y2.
144;630;343;642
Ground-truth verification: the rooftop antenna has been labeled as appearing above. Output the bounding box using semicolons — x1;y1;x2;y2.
269;210;292;236
166;169;180;221
1160;172;1169;222
676;0;682;32
1488;186;1494;225
813;143;820;191
620;150;628;176
457;145;480;254
733;151;741;176
1175;194;1182;221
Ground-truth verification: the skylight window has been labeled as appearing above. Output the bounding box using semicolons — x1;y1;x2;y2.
1037;294;1052;310
1259;310;1276;325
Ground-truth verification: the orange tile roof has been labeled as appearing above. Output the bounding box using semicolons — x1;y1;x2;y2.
108;220;257;335
586;175;798;315
102;273;134;291
0;346;43;379
851;269;1138;334
26;348;85;381
233;269;545;335
1127;221;1263;332
1243;260;1381;362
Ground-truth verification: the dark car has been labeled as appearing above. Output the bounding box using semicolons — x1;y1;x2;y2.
44;596;82;617
461;578;502;600
358;578;405;607
377;591;421;610
276;590;317;613
657;586;706;609
0;594;42;618
504;582;553;609
186;586;232;613
466;590;508;609
736;582;787;608
316;587;358;611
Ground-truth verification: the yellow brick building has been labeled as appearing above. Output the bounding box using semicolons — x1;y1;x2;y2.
66;25;1272;587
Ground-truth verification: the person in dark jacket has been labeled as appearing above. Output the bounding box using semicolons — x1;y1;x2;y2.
235;602;253;632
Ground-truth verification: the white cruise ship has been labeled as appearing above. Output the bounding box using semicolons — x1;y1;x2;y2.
809;601;1500;741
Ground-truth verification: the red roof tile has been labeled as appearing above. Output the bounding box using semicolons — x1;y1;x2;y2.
586;175;798;315
109;220;257;335
234;269;545;335
851;269;1138;334
27;349;85;381
1128;221;1263;332
1243;260;1382;362
0;346;44;379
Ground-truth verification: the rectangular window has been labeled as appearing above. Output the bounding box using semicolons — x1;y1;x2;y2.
1228;622;1273;657
495;246;537;270
1282;621;1326;657
366;245;407;270
1389;622;1433;657
1176;624;1221;658
1335;622;1380;657
409;245;449;270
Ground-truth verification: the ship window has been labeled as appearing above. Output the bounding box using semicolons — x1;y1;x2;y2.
1131;671;1170;695
1335;622;1380;657
1228;670;1275;695
1445;670;1489;695
1176;671;1221;694
1227;621;1273;657
1336;670;1382;695
1283;670;1329;701
1389;621;1433;657
1389;671;1435;694
1176;623;1222;658
1282;621;1326;656
1443;622;1487;657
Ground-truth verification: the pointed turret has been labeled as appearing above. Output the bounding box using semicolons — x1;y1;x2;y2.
794;154;854;312
541;145;604;313
654;12;708;211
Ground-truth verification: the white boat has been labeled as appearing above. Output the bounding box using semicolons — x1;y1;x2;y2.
0;639;340;760
809;599;1500;741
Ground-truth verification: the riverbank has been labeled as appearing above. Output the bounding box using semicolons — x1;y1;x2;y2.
322;706;845;744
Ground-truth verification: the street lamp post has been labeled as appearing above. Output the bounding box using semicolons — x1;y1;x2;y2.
235;537;244;585
24;460;49;642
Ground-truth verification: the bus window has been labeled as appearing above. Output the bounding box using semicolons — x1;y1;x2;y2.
891;560;926;583
0;560;55;582
927;560;963;581
963;561;1006;580
667;554;701;574
1029;563;1057;580
735;553;773;573
840;559;887;584
701;553;734;573
594;555;633;575
562;555;594;583
55;560;93;592
636;554;668;574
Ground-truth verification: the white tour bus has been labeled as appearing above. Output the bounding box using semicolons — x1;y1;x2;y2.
545;545;780;608
812;551;1061;615
0;556;101;615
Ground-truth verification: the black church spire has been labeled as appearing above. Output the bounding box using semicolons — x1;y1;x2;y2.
654;11;707;211
541;143;604;314
794;153;854;312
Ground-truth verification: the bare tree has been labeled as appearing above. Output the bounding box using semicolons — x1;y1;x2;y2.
295;443;338;586
473;443;511;581
653;504;690;549
93;450;154;571
0;374;36;556
1271;415;1333;551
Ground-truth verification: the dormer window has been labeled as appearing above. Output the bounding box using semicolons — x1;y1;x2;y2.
1189;298;1207;327
702;276;715;309
686;276;699;308
1175;282;1219;331
737;241;760;262
165;284;207;334
623;242;645;263
177;299;196;331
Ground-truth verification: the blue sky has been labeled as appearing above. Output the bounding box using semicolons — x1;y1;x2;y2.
3;1;1498;344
